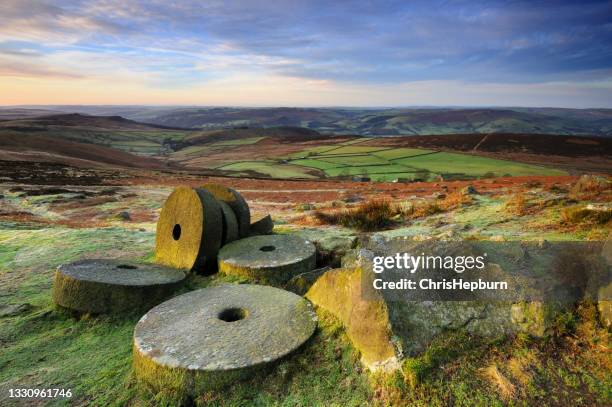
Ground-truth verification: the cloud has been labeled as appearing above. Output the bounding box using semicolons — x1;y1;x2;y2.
0;0;611;106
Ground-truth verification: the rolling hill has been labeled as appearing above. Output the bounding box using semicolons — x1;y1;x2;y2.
9;106;611;137
1;113;609;178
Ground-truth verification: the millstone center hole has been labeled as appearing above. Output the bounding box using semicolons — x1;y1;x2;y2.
172;224;181;241
260;245;276;252
117;264;137;269
218;307;248;322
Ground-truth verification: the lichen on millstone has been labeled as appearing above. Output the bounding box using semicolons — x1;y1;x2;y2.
133;284;317;396
155;186;223;273
218;235;316;284
201;183;251;238
52;259;186;314
218;201;239;244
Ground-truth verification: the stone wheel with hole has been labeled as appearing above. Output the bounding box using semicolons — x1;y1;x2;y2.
133;284;317;396
218;201;239;244
217;235;316;284
155;186;223;272
52;259;186;314
201;183;250;237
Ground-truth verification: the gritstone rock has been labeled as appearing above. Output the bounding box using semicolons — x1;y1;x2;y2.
218;235;316;284
155;186;223;272
133;284;317;395
52;259;186;314
306;239;608;373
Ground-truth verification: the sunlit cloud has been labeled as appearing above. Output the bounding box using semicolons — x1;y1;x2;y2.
0;0;611;106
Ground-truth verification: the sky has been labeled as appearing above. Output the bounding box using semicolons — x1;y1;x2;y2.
1;0;612;107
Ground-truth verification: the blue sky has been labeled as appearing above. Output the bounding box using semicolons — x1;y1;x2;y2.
1;0;611;107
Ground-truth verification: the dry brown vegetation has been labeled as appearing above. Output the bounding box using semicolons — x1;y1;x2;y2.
313;199;396;231
560;205;612;226
569;175;611;200
505;192;529;216
311;190;474;231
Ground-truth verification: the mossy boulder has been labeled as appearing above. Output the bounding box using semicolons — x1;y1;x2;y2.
292;227;358;267
133;284;317;398
306;238;607;372
306;267;400;372
218;235;316;285
52;259;186;314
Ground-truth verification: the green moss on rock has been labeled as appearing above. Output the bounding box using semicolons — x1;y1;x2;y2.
133;284;317;397
218;235;316;285
52;259;185;314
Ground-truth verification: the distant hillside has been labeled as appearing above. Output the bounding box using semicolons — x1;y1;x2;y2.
4;107;612;136
0;133;162;169
0;114;192;157
0;113;185;131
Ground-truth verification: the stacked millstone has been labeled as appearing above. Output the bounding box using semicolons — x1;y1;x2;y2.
133;284;317;396
52;259;186;314
154;184;254;273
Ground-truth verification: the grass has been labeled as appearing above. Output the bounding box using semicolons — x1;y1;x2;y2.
0;225;374;406
394;152;567;177
290;158;344;170
372;148;436;160
1;181;611;406
316;154;389;166
217;161;319;179
286;144;564;182
211;136;266;146
560;205;612;226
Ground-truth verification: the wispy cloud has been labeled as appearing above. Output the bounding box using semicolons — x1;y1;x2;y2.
1;0;611;106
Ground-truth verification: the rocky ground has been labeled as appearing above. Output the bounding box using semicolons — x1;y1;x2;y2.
0;168;610;406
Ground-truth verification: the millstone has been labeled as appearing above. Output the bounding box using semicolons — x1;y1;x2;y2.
155;186;222;272
52;259;186;314
218;201;239;245
201;183;250;237
249;214;274;236
133;284;317;395
218;235;316;284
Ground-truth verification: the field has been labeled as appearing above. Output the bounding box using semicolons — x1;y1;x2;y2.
0;113;610;406
0;166;610;406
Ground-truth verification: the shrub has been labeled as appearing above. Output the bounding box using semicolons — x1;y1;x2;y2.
569;175;611;199
505;193;528;216
560;205;612;225
313;199;395;231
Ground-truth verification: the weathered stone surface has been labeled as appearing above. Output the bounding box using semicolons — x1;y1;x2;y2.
201;183;251;237
155;186;223;273
292;227;358;267
0;303;31;317
306;238;607;372
286;266;330;295
306;267;399;372
597;282;612;327
249;214;274;236
133;284;317;395
52;259;186;314
218;235;316;284
218;201;239;245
